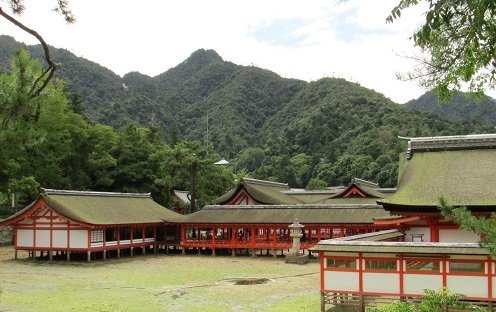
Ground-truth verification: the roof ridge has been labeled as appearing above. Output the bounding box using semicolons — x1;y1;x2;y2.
351;178;379;188
42;188;151;198
242;177;289;188
203;204;383;210
399;133;496;159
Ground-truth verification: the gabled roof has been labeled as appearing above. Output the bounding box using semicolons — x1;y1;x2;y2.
317;178;392;205
213;178;303;205
179;204;390;224
330;178;383;198
1;189;181;226
381;134;496;209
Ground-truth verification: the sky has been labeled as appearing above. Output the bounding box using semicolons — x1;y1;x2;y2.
1;0;494;104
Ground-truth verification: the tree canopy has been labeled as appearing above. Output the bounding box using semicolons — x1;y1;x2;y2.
0;50;236;214
388;0;496;99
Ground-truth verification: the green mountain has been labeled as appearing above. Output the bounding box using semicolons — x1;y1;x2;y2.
406;91;496;125
1;35;493;189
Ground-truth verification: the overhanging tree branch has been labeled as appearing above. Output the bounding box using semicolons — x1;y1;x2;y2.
0;6;57;100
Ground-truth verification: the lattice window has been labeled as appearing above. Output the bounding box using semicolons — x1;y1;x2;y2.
405;260;440;273
326;258;357;271
449;261;484;274
91;230;103;243
365;259;397;271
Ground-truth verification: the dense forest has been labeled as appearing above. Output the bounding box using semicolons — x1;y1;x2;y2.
0;36;494;211
406;91;496;125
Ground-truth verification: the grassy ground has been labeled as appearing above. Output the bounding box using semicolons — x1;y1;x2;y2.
0;246;321;312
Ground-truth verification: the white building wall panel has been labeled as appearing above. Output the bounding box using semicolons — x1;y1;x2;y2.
404;274;443;295
447;276;487;298
324;271;359;292
493;277;496;298
52;230;68;248
439;229;480;243
17;229;33;247
70;230;88;248
363;273;399;294
35;230;50;247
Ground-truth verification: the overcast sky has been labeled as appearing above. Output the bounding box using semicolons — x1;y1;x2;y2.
1;0;494;103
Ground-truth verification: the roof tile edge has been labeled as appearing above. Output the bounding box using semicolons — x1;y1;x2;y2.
42;188;151;198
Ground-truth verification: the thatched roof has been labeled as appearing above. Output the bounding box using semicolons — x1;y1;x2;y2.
381;134;496;210
1;189;181;226
213;178;303;205
180;204;390;224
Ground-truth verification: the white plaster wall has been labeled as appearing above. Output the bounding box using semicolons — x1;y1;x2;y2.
52;230;68;248
17;229;33;247
405;227;431;242
447;276;487;298
493;277;496;298
404;274;443;295
324;271;359;292
35;230;50;247
70;230;88;248
439;229;480;243
363;273;399;294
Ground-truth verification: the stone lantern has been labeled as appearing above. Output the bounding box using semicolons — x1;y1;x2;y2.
285;218;309;264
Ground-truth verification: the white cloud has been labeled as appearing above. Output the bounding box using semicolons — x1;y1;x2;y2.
0;0;493;103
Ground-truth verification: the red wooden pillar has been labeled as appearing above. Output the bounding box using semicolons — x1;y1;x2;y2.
430;225;439;242
49;210;53;258
102;227;107;260
231;226;236;244
33;215;37;258
358;252;363;293
66;220;71;251
320;254;325;291
399;254;404;297
153;226;157;254
180;225;186;242
142;226;146;254
488;256;493;300
130;227;134;256
442;255;447;287
117;228;121;258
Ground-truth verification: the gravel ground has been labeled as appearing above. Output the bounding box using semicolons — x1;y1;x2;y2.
0;246;321;312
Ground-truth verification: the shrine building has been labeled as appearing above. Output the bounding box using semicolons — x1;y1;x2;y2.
178;177;396;256
312;134;496;311
0;189;181;261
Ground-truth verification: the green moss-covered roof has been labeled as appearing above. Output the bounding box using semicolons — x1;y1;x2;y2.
311;240;490;255
179;204;390;224
3;190;181;226
382;149;496;207
213;178;303;205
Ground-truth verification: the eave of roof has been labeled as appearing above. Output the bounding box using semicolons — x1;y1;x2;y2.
310;240;490;255
178;204;390;224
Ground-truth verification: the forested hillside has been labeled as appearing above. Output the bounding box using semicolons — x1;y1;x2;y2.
0;36;493;208
406;91;496;125
244;78;492;187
